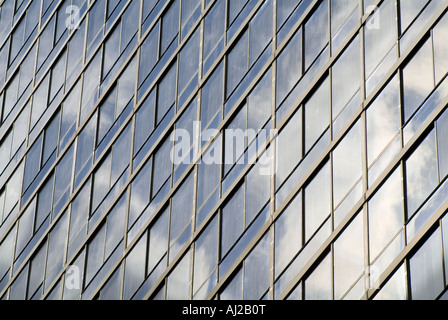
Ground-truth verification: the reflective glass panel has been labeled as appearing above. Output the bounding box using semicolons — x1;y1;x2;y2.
332;36;360;119
331;0;357;37
178;29;199;95
203;0;225;61
274;194;301;276
333;121;362;206
433;13;448;84
374;264;407;300
276;110;301;187
364;0;396;78
304;253;332;300
276;30;301;106
304;0;328;70
305;77;330;151
334;213;364;299
369;167;403;261
148;207;169;272
152;137;172;195
220;268;243;300
123;234;146;300
437;109;448;180
249;0;272;66
193;216;218;293
221;185;244;256
248;68;272;132
170;173;194;247
246;151;270;224
366;75;400;166
244;233;269;300
157;63;177;124
410;228;444;300
201;62;223;128
197;137;221;210
0;230;14;280
227;31;248;98
166;250;190;300
138;24;160;87
305;162;331;240
403;38;434;122
161;0;179;54
406;130;438;216
129;161;151;227
400;0;428;33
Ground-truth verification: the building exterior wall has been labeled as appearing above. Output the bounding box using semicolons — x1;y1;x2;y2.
0;0;448;300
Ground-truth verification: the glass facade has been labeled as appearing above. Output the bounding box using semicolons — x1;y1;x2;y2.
1;0;448;301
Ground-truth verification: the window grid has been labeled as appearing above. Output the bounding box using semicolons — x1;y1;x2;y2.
1;1;446;298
